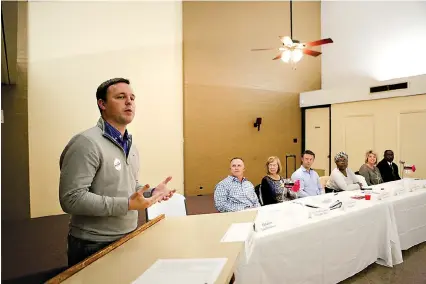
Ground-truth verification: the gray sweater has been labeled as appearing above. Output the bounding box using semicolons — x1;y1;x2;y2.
359;164;383;186
59;118;149;242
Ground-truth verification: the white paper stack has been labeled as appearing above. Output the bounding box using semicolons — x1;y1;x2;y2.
220;223;254;242
132;258;228;284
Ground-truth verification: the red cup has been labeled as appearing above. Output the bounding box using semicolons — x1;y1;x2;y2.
365;194;371;200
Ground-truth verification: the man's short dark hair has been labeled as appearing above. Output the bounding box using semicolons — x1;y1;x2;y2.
230;157;244;163
96;78;130;113
302;150;315;158
384;150;393;155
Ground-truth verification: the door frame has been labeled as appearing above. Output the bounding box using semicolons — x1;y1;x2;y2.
301;104;332;174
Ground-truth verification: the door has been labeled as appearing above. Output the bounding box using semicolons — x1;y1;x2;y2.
304;107;330;176
399;111;426;178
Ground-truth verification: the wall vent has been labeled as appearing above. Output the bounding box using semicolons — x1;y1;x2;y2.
370;82;408;94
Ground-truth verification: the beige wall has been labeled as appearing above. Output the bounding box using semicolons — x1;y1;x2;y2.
27;1;183;218
302;2;426;108
183;1;321;195
1;23;7;83
1;2;29;221
1;1;18;84
1;84;30;220
331;94;426;178
321;2;426;89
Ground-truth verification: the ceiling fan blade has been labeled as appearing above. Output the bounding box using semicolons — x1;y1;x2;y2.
279;36;293;46
272;53;282;60
303;49;322;57
305;38;333;47
251;48;275;51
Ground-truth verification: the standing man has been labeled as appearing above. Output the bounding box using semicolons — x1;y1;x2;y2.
291;150;322;197
377;150;401;182
59;78;176;267
214;157;261;212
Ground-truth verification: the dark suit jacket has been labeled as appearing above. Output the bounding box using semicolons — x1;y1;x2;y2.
377;159;401;182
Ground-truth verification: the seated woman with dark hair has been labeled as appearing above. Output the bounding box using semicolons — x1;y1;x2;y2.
325;152;362;193
261;156;297;205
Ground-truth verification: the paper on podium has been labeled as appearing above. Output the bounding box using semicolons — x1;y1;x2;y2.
131;258;228;284
220;222;254;242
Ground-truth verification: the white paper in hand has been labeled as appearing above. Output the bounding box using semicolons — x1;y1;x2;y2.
132;258;228;284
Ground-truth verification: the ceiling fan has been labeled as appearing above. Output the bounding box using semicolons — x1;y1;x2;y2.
251;0;333;63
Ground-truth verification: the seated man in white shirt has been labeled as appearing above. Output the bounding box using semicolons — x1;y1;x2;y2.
325;152;362;193
291;150;322;198
214;157;261;212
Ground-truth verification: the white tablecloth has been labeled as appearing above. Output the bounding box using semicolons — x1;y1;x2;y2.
235;179;426;284
370;179;426;250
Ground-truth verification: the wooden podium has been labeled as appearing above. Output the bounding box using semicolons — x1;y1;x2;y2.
47;210;257;284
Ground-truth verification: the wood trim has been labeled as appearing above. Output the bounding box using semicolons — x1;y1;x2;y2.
46;214;165;284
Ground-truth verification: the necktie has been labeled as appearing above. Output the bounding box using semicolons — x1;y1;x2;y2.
390;163;395;177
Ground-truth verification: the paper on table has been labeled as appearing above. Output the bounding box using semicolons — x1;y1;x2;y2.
254;205;310;232
220;222;254;242
253;207;283;232
302;196;337;209
131;258;228;284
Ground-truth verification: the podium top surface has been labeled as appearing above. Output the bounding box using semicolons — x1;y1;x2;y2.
62;210;257;284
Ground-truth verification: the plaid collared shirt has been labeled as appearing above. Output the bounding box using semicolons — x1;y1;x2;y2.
214;175;261;212
103;120;130;156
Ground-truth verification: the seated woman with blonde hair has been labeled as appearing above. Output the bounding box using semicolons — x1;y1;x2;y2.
359;150;383;186
261;156;297;205
325;152;362;193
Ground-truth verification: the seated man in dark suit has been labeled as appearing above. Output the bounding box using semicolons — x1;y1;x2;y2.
377;150;401;182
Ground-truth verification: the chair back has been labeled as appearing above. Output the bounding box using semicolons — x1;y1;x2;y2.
356;174;368;187
254;184;263;206
319;176;330;189
313;168;326;177
146;193;187;221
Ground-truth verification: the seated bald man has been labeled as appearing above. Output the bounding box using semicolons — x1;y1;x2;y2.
214;157;260;212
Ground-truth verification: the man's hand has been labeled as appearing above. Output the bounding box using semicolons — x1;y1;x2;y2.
153;176;176;202
128;184;163;211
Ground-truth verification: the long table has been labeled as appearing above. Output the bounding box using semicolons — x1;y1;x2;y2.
235;178;426;284
374;179;426;250
57;210;257;284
